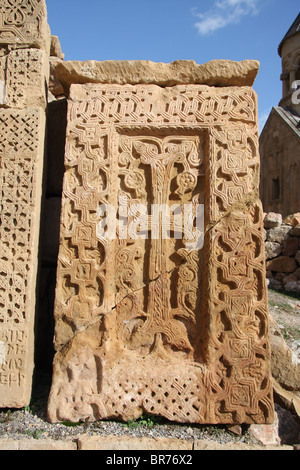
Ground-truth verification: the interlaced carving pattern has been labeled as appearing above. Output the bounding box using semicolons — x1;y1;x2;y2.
48;84;273;425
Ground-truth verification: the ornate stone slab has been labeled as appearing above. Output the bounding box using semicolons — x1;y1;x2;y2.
48;82;274;424
0;107;46;407
0;0;50;54
0;0;49;408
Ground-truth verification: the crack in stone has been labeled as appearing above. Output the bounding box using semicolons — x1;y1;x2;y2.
56;262;186;354
204;192;261;234
56;194;261;353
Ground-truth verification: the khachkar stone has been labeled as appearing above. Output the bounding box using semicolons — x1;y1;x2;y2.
48;62;274;425
0;0;49;407
0;108;46;407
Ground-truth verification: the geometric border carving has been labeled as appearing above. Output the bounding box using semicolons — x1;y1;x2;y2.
0;108;45;407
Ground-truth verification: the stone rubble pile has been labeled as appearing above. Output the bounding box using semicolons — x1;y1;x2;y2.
264;212;300;294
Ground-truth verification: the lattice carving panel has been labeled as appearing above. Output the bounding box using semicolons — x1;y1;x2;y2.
0;108;45;407
48;84;274;425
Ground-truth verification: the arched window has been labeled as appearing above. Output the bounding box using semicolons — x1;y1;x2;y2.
296;64;300;82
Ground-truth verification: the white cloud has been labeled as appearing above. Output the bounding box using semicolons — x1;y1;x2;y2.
259;109;271;133
194;0;260;36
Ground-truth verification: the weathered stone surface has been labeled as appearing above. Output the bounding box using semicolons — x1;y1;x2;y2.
0;48;49;109
268;278;283;291
0;0;49;408
273;381;300;427
291;224;300;237
267;256;297;273
264;212;282;229
0;0;50;53
49;60;65;98
284;214;300;227
0;436;291;451
294;268;300;280
282;237;299;257
77;435;291;451
0;108;46;408
0;439;77;451
77;435;193;451
249;415;281;446
282;274;297;285
270;316;300;395
50;35;64;60
48;80;273;425
267;225;291;244
53;59;260;94
269;315;300;426
265;241;281;259
296;251;300;264
284;281;300;294
193;440;291;450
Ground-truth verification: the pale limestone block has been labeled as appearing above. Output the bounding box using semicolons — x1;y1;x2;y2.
50;35;64;60
77;435;193;451
0;439;77;451
193;440;292;450
53;59;260;92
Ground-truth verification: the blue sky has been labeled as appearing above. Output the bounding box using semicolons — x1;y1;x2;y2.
47;0;300;132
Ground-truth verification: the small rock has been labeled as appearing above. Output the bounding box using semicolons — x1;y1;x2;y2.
264;212;282;229
185;427;194;435
267;225;291;244
284;281;300;294
269;279;283;291
276;404;300;445
267;256;297;273
282;274;297;285
265;241;281;259
226;424;243;436
282;237;299;257
249;415;280;446
294;268;300;280
50;35;65;60
291;224;300;237
274;272;286;282
284;213;300;227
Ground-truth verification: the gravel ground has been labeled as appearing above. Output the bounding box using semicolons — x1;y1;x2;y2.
0;371;261;446
268;288;300;360
0;407;261;445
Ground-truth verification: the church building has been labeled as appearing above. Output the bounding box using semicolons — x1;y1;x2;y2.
260;13;300;217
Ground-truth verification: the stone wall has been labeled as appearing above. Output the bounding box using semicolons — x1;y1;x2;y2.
265;212;300;294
